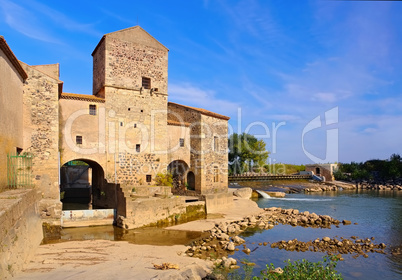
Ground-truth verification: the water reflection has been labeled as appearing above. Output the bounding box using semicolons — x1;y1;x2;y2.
42;225;208;246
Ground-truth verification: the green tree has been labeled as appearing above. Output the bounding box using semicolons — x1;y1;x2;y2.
228;133;269;174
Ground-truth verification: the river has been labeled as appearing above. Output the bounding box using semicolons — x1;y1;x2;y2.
231;189;402;279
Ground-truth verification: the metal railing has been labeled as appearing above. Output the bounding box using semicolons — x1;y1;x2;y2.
7;153;33;188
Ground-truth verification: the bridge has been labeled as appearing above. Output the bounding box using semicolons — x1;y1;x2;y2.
228;174;312;182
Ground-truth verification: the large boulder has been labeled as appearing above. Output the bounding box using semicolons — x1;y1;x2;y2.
233;188;253;199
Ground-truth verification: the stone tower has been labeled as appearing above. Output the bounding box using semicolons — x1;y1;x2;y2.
92;26;169;185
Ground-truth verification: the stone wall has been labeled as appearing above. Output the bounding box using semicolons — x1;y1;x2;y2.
168;103;203;191
117;152;164;185
59;95;106;167
167;103;229;194
104;87;169;186
0;40;25;191
0;189;43;279
203;192;233;213
92;38;105;97
201;114;229;193
167;124;191;167
122;196;186;229
92;27;168;96
20;63;62;218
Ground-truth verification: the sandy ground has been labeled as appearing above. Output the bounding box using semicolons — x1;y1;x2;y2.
13;198;262;280
167;197;263;232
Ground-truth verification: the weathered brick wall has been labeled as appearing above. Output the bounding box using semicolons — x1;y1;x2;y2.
21;63;60;201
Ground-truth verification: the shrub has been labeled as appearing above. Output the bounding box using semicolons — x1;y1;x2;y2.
154;172;173;187
257;255;343;280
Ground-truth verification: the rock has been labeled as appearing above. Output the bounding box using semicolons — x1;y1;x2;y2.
290;218;298;226
232;236;245;244
226;242;235;251
227;225;236;233
233;187;252;199
323;237;331;242
342;220;352;225
242;248;251;254
270;267;283;274
266;191;285;198
248;216;257;224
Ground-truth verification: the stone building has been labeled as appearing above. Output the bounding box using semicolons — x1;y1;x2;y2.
305;163;338;181
0;26;230;221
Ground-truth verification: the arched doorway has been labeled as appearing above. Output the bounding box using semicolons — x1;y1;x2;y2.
187;171;195;190
60;159;105;210
315;167;321;175
167;160;189;192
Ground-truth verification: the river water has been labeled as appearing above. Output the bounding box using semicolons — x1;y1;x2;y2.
231;189;402;280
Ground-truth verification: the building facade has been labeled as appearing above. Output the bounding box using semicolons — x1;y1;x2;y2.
0;26;230;218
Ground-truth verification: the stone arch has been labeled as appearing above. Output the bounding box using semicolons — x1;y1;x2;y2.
60;158;105;210
167;160;189;191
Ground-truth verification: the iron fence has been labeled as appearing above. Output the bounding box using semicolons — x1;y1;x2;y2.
7;153;33;188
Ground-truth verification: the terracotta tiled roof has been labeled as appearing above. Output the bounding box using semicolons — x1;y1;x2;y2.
167;120;190;127
168;102;230;120
60;92;105;103
0;36;28;80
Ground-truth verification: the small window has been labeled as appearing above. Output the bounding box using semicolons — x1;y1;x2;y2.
134;124;137;128
76;136;82;145
142;77;151;89
89;104;96;115
120;122;124;127
213;166;219;183
179;138;184;147
128;108;131;111
136;144;141;152
140;109;144;113
16;147;23;155
146;175;152;182
214;136;219;151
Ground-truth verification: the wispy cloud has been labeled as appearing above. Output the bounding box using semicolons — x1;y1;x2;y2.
168;82;239;116
99;8;136;26
0;0;101;43
0;0;62;43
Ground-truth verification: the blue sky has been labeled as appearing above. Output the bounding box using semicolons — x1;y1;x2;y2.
1;0;402;164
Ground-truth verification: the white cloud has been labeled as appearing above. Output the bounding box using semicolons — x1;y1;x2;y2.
168;82;239;116
0;0;101;43
312;92;337;103
0;0;62;43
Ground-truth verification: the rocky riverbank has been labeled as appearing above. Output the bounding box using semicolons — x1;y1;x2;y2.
183;206;382;270
270;236;386;259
